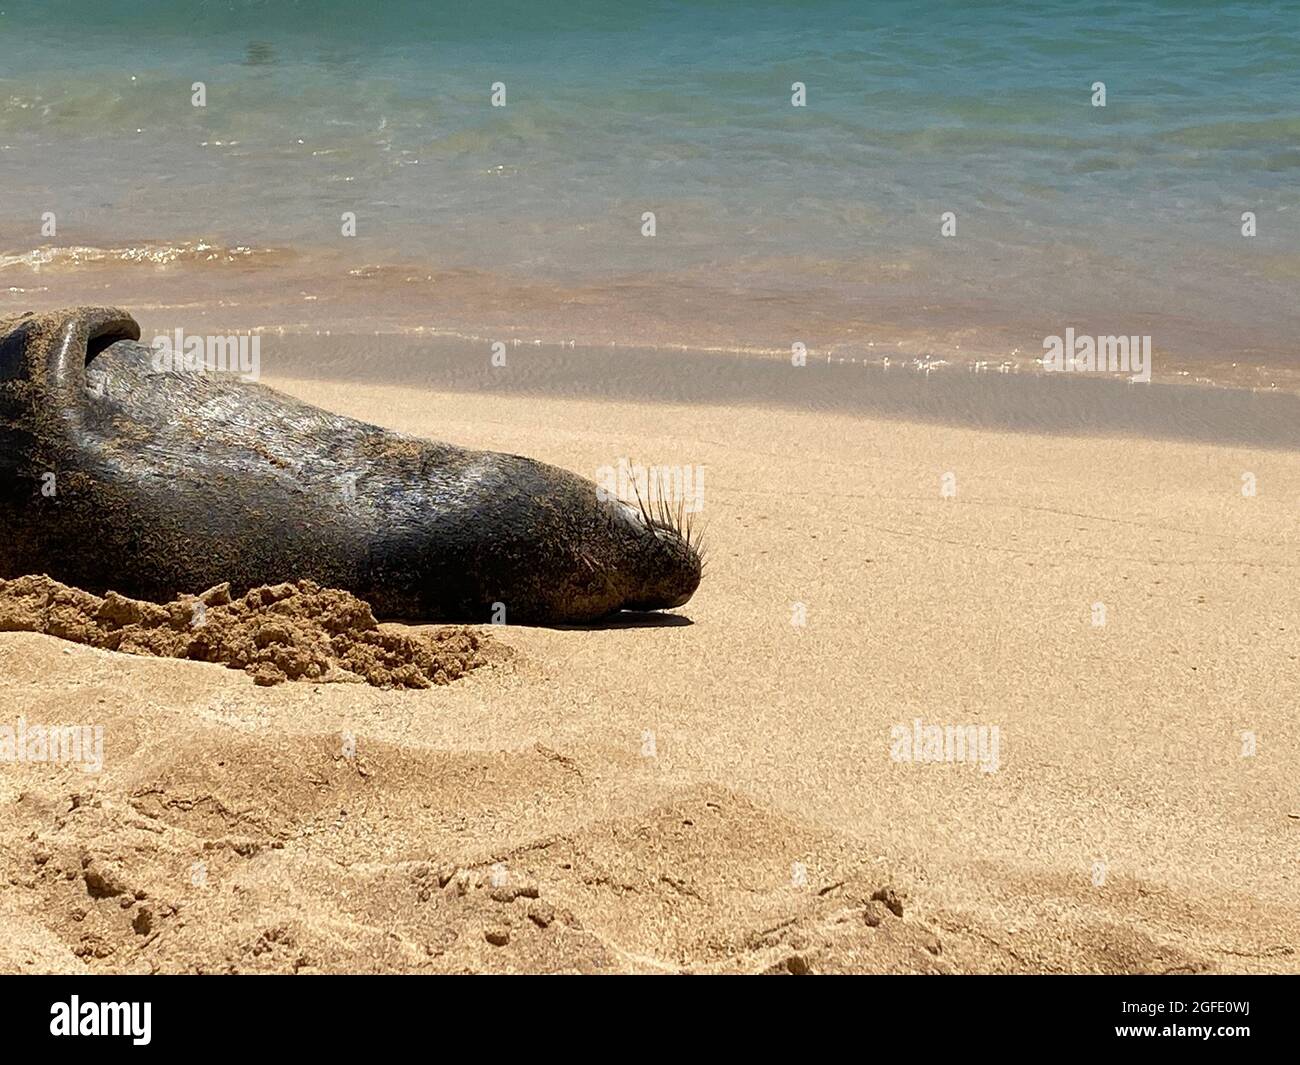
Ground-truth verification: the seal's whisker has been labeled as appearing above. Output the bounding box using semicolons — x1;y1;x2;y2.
692;520;710;569
629;473;653;529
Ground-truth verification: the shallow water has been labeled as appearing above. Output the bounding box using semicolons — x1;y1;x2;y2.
1;1;1297;382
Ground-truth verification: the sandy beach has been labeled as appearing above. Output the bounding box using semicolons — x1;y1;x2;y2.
3;372;1296;974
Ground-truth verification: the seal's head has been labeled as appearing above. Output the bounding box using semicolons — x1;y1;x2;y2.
480;462;704;624
382;455;703;625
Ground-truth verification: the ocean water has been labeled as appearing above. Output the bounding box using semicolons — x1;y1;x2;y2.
1;1;1298;383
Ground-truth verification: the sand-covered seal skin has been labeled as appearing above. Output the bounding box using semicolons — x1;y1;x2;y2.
0;307;701;623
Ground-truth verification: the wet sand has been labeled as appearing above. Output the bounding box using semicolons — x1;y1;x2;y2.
255;332;1300;451
2;365;1297;973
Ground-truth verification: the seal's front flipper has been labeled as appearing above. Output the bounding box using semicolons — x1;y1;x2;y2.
80;307;142;364
47;307;141;391
0;306;140;385
0;305;140;426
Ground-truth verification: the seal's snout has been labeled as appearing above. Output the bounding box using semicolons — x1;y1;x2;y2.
611;499;703;614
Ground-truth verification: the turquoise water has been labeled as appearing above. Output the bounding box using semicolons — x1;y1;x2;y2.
1;1;1297;373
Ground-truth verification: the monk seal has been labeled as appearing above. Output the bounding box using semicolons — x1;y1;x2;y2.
0;306;702;624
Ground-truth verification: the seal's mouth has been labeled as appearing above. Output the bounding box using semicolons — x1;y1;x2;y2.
625;589;694;612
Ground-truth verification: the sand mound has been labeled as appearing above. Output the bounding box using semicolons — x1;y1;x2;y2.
0;575;499;687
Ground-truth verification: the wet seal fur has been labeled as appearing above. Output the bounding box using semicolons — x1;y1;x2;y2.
0;307;702;623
